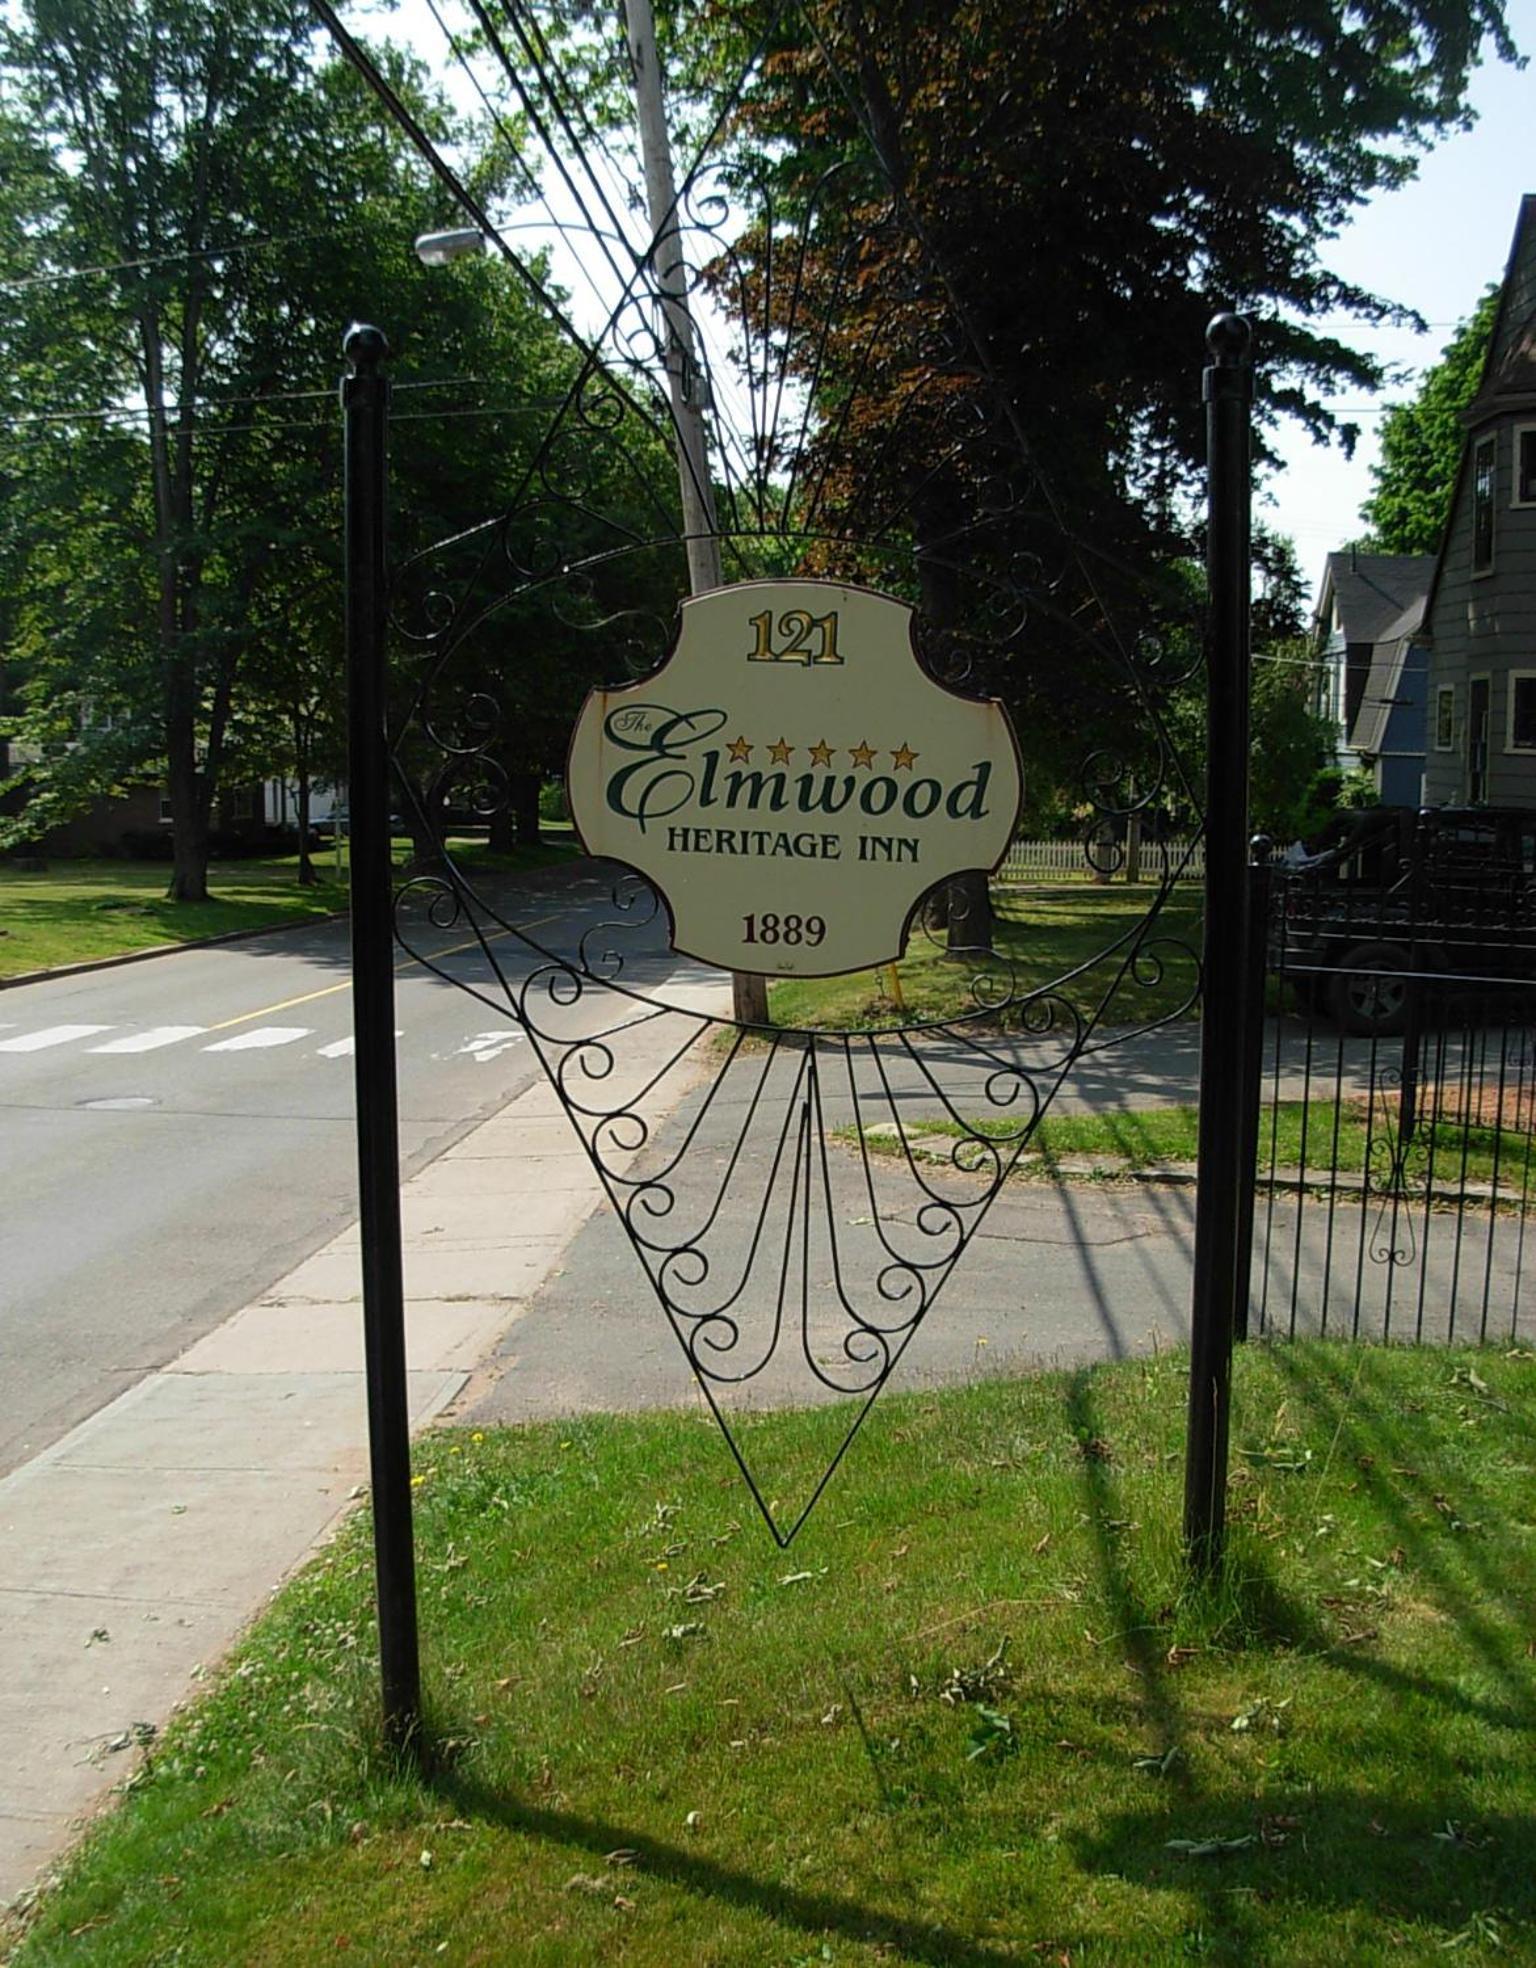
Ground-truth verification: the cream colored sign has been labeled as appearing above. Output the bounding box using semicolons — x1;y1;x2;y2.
566;580;1023;977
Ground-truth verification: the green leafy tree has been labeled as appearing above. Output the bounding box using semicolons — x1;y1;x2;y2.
0;4;554;895
1;0;328;895
1158;533;1331;840
599;0;1517;828
1249;643;1336;840
1360;286;1499;552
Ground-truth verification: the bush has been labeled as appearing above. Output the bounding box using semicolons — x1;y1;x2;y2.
538;778;568;822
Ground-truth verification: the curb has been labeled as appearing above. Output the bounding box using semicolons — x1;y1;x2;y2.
0;852;603;992
0;909;351;991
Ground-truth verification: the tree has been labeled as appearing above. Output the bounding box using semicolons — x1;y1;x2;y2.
1;0;322;895
0;5;556;895
623;0;1518;825
1360;286;1499;552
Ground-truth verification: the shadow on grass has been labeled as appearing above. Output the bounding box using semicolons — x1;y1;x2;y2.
1064;1368;1185;1770
1264;1342;1536;1734
1072;1793;1536;1959
423;1767;1017;1967
1056;1347;1536;1960
1062;1369;1323;1741
1061;1367;1348;1964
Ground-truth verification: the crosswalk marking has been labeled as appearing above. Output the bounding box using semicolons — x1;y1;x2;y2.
202;1026;313;1053
315;1031;401;1058
89;1025;206;1055
0;1024;113;1053
0;1021;536;1066
455;1030;527;1063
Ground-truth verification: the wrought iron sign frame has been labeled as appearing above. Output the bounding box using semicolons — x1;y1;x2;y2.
327;0;1258;1749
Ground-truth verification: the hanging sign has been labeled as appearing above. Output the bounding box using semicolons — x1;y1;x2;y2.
566;580;1023;977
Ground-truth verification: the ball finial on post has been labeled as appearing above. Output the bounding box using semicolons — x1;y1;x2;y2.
1205;312;1252;365
343;321;390;371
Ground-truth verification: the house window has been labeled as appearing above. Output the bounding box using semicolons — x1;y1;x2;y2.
230;785;256;821
158;793;173;824
1509;671;1536;752
1435;684;1456;751
1516;426;1536;507
1472;435;1496;572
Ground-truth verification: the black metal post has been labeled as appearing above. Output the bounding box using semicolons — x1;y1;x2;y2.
1398;810;1434;1145
342;322;421;1750
1184;313;1254;1576
1231;837;1273;1345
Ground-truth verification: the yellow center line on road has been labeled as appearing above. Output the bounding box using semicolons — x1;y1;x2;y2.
199;912;563;1035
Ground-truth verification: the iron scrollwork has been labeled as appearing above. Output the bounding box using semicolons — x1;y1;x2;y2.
371;29;1206;1546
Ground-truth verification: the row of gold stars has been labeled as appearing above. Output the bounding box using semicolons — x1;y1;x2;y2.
726;735;920;770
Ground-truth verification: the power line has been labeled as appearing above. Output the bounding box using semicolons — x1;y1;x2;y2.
419;0;644;344
0;401;568;439
306;0;693;546
0;379;566;427
0;234;321;293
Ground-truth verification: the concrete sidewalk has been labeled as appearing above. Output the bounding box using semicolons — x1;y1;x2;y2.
0;974;728;1907
467;1040;1533;1430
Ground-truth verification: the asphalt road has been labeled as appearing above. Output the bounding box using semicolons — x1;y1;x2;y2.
0;863;713;1477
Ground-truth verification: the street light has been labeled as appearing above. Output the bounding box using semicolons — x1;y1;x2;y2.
413;227;488;267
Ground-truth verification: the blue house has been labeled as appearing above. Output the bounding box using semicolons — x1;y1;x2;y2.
1311;550;1435;806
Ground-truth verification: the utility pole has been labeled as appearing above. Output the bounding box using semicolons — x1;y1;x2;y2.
623;0;770;1027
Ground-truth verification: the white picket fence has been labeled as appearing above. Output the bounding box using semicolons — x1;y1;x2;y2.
999;835;1205;882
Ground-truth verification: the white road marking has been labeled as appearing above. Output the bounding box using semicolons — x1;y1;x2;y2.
89;1025;206;1054
0;1024;113;1053
315;1031;400;1059
202;1026;313;1053
455;1030;527;1063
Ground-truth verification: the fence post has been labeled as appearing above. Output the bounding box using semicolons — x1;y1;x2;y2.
1184;313;1253;1577
1398;809;1435;1146
342;321;422;1752
1231;837;1272;1344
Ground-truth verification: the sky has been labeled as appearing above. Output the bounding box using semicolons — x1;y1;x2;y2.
391;0;1535;613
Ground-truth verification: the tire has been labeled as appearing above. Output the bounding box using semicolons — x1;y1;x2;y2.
1327;941;1413;1038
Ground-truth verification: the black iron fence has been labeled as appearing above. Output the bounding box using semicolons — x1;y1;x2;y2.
1255;923;1535;1346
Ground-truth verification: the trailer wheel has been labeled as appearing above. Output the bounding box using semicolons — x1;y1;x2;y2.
1327;941;1413;1037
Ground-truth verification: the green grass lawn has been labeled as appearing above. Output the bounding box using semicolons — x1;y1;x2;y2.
870;1100;1536;1193
441;827;581;879
0;831;582;980
769;885;1204;1032
0;858;351;978
9;1343;1534;1965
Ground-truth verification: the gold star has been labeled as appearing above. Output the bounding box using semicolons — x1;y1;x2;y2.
768;736;794;765
891;741;919;770
807;738;835;767
848;738;877;769
727;734;752;763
